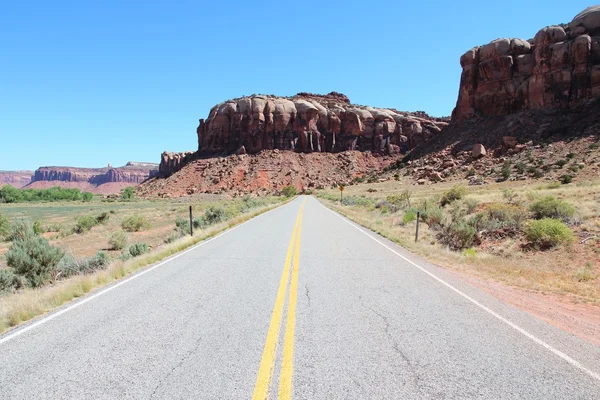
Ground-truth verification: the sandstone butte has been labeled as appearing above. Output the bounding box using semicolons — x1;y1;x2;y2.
143;6;600;196
454;5;600;120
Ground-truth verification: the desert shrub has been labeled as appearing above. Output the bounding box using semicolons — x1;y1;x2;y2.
121;214;151;232
463;198;479;214
82;192;93;202
341;196;372;207
529;196;576;221
74;215;99;234
0;185;87;203
402;208;418;224
0;213;10;240
501;189;518;205
281;186;297;198
566;153;575;160
546;182;561;189
58;251;111;277
555;159;568;168
176;216;190;234
479;203;528;232
559;174;573;184
121;187;135;201
574;263;595;282
387;190;412;209
96;212;110;224
500;160;511;181
440;220;476;250
515;162;526;174
119;251;133;261
108;230;128;250
32;220;45;235
129;242;149;257
463;248;478;258
0;269;28;292
6;235;64;287
194;206;227;229
525;219;574;249
8;219;35;242
164;231;183;244
423;206;445;228
440;186;467;206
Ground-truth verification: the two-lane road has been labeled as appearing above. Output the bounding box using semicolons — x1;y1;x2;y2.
1;196;600;399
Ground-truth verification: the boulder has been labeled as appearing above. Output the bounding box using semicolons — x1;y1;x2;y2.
472;144;487;158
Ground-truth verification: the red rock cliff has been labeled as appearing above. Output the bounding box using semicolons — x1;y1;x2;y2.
197;92;448;155
453;6;600;121
32;163;159;185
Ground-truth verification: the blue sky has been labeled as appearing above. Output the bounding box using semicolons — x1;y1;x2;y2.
0;0;593;170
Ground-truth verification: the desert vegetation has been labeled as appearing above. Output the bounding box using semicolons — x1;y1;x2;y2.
316;178;599;303
0;194;289;333
0;185;94;203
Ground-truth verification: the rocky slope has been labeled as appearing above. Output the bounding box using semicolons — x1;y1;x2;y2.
26;162;159;194
139;150;393;197
197;92;448;155
0;171;33;188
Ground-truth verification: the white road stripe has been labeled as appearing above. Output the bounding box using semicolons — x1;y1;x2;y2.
317;198;600;383
0;200;295;346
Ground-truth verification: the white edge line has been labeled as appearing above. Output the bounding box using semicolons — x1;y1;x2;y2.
0;200;295;346
317;199;600;383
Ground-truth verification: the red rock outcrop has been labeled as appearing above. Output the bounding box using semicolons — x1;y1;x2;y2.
197;92;448;155
31;163;159;187
453;5;600;121
0;171;33;188
159;152;195;176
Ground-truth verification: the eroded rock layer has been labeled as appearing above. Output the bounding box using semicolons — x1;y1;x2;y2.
32;162;159;186
453;5;600;120
197;92;448;155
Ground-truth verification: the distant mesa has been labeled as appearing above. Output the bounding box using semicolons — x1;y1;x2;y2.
0;171;34;188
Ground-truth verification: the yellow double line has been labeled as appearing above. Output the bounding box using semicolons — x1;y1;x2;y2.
252;198;306;400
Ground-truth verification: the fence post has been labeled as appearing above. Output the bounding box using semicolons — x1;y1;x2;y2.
189;206;193;236
415;211;420;242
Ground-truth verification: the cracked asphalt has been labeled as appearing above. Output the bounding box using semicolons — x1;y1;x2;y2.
1;196;600;399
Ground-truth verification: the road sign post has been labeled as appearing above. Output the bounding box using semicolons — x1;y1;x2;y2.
339;185;344;203
189;206;194;236
415;211;421;242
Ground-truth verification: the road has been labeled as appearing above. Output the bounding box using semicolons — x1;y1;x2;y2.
1;196;600;399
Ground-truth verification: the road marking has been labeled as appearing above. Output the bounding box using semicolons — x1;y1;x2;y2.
0;200;295;346
317;199;600;383
252;199;306;400
278;200;303;400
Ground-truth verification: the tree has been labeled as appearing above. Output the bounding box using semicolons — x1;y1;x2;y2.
121;187;135;201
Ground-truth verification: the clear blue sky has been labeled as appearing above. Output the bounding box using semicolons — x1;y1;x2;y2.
0;0;593;170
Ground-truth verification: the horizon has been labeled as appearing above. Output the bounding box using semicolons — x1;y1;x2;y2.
1;0;594;170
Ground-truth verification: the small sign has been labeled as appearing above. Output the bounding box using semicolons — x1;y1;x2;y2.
339;185;345;191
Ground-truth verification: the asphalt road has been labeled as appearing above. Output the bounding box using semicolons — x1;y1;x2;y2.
1;196;600;399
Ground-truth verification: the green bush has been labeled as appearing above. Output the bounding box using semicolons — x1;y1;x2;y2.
0;185;88;203
402;209;418;225
281;186;297;198
58;251;111;277
193;206;228;229
484;203;528;230
176;216;190;234
121;214;151;232
440;186;467;206
6;235;64;287
515;162;526;174
500;160;511;181
0;269;28;292
463;198;479;214
96;212;110;224
164;231;183;244
75;215;99;234
555;159;568;168
8;219;35;242
33;220;45;235
0;213;10;240
108;230;128;250
121;187;135;201
129;242;149;257
341;196;373;207
529;196;576;221
423;207;445;228
525;219;574;249
559;174;573;184
441;220;476;250
82;192;93;202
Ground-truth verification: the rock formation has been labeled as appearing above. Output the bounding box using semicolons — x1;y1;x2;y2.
453;5;600;121
31;163;159;187
0;171;33;188
197;92;448;155
159;152;195;176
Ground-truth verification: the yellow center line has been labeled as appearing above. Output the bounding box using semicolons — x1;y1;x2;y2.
278;199;303;400
252;198;306;400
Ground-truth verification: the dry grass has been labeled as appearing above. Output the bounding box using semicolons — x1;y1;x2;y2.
316;177;600;303
0;199;289;334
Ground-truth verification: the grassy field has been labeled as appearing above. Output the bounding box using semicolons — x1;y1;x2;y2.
316;178;600;304
0;194;288;333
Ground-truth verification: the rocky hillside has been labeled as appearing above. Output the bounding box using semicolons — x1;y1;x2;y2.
26;162;159;194
139;151;392;198
401;6;600;184
0;171;33;188
197;92;448;156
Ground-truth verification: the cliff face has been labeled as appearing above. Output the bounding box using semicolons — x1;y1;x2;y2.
0;171;33;188
197;92;448;155
453;6;600;121
31;163;159;186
